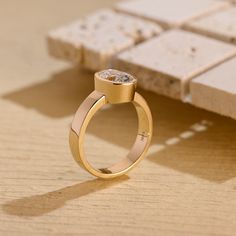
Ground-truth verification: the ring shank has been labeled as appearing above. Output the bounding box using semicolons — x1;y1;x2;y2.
69;91;152;178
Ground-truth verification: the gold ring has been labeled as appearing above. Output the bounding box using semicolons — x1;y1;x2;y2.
69;69;153;179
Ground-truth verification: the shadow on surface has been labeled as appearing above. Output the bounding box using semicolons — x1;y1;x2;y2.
141;88;236;183
2;176;128;217
2;67;94;118
3;66;236;182
148;118;236;183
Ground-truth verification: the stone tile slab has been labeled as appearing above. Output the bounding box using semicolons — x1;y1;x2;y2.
191;57;236;119
185;6;236;45
114;29;236;100
115;0;229;28
47;9;162;70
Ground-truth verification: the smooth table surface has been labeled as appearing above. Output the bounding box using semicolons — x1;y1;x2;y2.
0;1;236;235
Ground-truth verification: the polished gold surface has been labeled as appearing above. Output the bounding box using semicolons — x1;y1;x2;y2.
70;70;152;178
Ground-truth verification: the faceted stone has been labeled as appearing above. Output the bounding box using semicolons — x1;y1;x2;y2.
97;69;136;83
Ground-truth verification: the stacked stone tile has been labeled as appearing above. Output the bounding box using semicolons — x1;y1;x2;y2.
47;0;236;120
47;9;162;70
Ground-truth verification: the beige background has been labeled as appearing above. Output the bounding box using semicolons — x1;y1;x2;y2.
0;1;236;235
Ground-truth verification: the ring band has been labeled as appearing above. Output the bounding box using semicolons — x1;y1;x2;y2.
69;69;153;179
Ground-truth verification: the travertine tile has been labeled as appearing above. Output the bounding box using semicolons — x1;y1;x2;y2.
84;9;162;43
47;9;162;70
47;23;84;63
115;0;229;28
83;31;134;71
184;6;236;45
191;57;236;120
115;29;236;100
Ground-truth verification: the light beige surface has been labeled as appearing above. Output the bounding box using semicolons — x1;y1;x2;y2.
185;6;236;44
191;57;236;119
1;1;236;236
47;9;162;71
115;0;229;28
115;29;236;100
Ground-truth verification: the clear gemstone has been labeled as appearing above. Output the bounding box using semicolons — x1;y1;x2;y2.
98;69;136;83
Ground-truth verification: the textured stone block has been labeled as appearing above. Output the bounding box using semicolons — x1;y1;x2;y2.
83;31;133;71
47;23;84;63
191;57;236;120
47;9;162;70
114;29;236;100
184;6;236;45
115;0;229;28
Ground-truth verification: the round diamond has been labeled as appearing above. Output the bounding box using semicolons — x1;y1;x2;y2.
98;69;136;84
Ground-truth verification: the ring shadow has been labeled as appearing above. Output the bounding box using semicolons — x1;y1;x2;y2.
2;176;129;217
2;66;236;184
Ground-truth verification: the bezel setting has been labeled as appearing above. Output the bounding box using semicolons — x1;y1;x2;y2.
94;69;137;104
